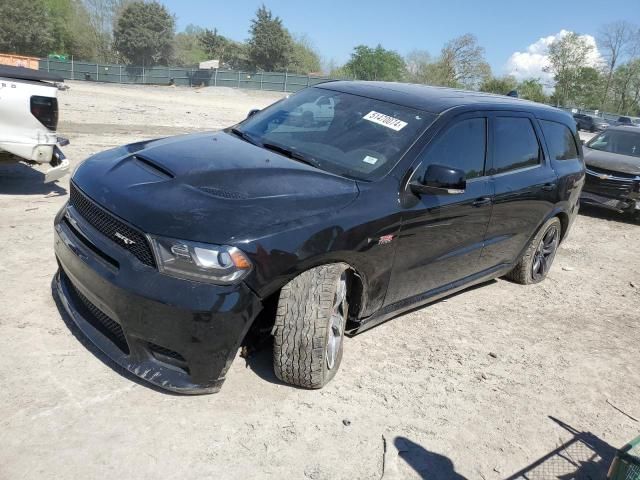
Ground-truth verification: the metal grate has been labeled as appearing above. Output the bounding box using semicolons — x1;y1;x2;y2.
69;182;156;267
66;277;130;354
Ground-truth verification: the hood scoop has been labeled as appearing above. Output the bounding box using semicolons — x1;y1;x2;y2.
133;154;175;179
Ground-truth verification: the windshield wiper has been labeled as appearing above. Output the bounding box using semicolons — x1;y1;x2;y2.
230;127;262;147
261;142;319;169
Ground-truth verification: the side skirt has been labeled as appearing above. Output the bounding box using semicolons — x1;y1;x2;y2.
346;263;512;336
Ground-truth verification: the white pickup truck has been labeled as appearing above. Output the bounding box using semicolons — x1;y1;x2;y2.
0;65;70;183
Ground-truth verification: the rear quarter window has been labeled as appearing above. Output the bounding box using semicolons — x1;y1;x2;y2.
540;120;579;160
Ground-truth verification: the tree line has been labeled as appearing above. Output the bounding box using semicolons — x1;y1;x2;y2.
0;1;638;115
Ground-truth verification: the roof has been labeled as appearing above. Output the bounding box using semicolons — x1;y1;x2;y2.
317;80;562;117
0;65;64;83
606;125;640;133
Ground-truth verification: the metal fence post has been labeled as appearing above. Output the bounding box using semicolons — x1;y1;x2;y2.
142;64;145;84
260;73;263;90
47;58;50;72
119;65;122;83
283;71;288;92
70;56;74;81
237;71;241;88
214;68;218;87
96;63;99;81
307;75;310;87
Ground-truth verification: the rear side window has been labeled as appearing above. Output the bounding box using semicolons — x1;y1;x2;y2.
540;120;579;160
492;117;540;174
421;118;486;179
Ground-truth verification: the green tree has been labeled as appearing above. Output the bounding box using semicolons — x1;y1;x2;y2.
199;28;249;70
0;0;55;56
174;25;207;67
247;5;292;71
405;50;432;83
598;21;639;109
288;34;321;74
573;67;604;109
517;78;548;103
546;32;594;106
344;45;406;81
610;59;640;114
435;34;492;88
479;75;518;95
43;0;96;59
113;1;175;65
84;0;132;62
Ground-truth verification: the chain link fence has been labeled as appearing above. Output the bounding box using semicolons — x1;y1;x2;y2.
40;59;339;93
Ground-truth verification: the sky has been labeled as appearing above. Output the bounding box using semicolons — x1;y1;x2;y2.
162;0;640;80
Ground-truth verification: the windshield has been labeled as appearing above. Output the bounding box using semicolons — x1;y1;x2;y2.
587;129;640;158
235;87;436;181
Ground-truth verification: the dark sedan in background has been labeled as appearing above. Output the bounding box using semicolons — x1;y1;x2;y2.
581;126;640;219
573;113;609;132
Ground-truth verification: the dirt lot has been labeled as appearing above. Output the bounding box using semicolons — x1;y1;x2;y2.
1;81;638;480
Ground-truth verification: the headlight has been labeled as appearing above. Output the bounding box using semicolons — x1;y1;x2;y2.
148;235;252;285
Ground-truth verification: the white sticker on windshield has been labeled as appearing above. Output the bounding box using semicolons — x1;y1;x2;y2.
363;155;378;165
363;111;408;131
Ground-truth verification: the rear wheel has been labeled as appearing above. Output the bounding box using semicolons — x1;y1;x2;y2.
506;217;561;285
273;264;348;389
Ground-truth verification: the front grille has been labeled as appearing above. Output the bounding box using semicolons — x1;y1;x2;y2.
585;171;635;198
65;275;130;354
587;165;638;180
69;182;156;267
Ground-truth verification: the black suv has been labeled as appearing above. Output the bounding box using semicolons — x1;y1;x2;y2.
573;113;609;132
53;82;585;394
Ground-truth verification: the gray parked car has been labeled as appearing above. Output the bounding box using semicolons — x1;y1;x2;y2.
581;126;640;219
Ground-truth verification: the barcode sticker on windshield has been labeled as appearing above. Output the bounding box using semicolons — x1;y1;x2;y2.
363;111;408;131
363;155;378;165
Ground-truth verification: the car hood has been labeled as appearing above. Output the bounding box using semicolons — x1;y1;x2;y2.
72;131;359;244
583;147;640;176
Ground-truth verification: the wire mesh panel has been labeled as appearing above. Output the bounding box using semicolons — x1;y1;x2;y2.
38;59;345;93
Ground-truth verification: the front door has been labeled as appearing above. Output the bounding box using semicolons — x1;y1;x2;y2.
383;115;493;307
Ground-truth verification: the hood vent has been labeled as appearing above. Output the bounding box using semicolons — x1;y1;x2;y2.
198;186;249;200
133;155;175;179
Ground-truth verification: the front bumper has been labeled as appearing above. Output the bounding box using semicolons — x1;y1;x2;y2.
53;205;262;394
581;168;640;213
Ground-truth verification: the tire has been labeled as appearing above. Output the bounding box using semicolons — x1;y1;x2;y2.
273;264;348;389
505;217;561;285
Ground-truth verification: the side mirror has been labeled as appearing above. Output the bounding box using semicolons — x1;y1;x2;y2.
247;108;260;118
410;164;466;196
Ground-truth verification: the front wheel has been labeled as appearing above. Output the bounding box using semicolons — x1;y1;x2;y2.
505;217;561;285
273;264;348;389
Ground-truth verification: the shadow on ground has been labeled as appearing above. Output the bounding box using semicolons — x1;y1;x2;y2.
504;416;617;480
392;436;467;479
0;162;67;196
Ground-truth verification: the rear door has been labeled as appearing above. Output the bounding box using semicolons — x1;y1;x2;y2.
480;113;558;268
383;113;493;307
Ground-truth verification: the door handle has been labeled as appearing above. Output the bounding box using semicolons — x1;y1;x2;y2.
472;197;492;207
541;183;557;191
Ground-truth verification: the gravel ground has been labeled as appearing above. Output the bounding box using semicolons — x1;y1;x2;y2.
0;81;638;480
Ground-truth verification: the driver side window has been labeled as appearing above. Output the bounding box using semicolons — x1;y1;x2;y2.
418;118;487;180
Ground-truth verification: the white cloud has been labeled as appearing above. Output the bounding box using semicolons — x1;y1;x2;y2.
505;30;604;90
